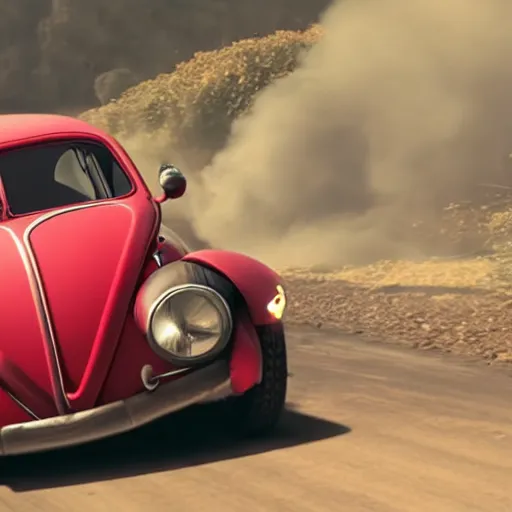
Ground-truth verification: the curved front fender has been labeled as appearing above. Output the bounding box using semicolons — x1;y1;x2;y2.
182;249;285;326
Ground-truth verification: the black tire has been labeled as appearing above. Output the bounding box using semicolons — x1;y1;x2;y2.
143;261;287;434
226;323;288;437
186;264;288;435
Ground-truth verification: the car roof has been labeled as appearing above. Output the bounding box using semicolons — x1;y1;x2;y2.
0;114;107;147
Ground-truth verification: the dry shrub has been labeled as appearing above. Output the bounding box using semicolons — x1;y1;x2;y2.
80;26;322;167
281;258;497;289
78;17;512;282
488;209;512;237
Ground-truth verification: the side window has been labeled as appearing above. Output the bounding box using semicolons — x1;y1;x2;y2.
54;149;97;200
0;143;99;215
82;143;132;198
111;161;132;196
0;140;133;216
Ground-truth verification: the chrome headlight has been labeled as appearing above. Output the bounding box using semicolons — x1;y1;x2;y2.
147;284;233;364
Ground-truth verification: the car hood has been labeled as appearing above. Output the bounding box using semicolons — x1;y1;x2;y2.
0;200;158;411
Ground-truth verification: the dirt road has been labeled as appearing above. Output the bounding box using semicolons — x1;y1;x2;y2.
1;327;511;511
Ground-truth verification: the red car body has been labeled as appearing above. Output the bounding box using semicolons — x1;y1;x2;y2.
0;114;288;456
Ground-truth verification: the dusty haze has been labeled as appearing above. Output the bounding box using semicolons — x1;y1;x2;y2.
0;0;328;112
160;0;512;268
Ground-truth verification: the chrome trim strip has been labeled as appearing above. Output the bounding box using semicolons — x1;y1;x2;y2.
0;225;68;414
6;391;40;421
152;250;163;267
140;364;190;391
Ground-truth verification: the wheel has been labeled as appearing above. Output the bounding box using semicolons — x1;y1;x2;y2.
143;261;287;435
226;323;288;437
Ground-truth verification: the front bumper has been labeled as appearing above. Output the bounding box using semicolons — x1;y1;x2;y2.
0;360;231;456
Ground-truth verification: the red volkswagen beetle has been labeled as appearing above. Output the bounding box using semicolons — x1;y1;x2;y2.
0;114;288;456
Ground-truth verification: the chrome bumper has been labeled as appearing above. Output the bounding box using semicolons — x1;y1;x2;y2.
0;360;231;456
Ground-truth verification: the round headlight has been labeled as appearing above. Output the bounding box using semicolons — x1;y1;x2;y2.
147;284;233;364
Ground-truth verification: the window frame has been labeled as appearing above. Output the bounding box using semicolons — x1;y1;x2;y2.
0;138;136;218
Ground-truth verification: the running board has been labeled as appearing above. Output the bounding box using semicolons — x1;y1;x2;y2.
0;360;231;456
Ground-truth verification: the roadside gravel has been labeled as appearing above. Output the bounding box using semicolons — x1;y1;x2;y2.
282;262;512;364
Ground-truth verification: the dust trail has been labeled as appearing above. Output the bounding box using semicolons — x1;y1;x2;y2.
186;0;512;267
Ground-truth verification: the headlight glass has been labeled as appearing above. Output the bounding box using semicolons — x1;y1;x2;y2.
149;285;232;360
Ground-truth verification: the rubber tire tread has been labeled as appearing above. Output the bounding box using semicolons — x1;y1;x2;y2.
180;262;288;436
229;323;288;437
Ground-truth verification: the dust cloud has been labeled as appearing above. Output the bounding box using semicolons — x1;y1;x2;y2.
183;0;512;268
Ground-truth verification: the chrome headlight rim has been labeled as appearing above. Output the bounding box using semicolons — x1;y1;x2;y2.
146;283;233;365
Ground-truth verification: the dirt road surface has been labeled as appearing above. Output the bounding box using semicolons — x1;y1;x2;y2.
1;327;511;512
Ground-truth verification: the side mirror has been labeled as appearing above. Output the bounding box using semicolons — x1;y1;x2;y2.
155;164;187;203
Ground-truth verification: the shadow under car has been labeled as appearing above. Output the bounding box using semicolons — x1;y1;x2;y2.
0;403;351;492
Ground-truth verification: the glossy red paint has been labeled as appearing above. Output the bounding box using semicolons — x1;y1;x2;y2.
98;315;176;404
0;114;161;416
29;200;157;410
0;224;56;408
0;115;125;153
29;204;132;392
0;114;155;199
1;201;158;413
101;310;263;402
0;114;281;434
229;313;263;394
0;350;56;419
183;250;284;325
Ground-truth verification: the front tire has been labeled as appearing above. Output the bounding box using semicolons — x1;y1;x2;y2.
227;323;288;437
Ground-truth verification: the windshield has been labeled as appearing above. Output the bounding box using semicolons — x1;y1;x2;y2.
0;141;132;216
